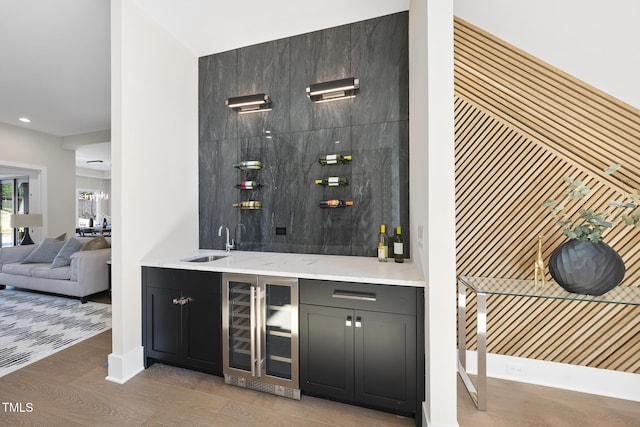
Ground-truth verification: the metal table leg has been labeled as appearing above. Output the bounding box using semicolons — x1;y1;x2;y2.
457;280;487;411
476;292;487;411
458;282;467;370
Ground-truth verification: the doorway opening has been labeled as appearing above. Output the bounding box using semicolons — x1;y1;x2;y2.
1;177;31;247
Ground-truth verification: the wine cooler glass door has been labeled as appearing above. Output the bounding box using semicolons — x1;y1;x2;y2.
226;277;255;373
260;276;299;388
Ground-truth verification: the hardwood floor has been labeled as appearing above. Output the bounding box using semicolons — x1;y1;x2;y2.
0;328;413;427
0;292;638;426
457;375;640;427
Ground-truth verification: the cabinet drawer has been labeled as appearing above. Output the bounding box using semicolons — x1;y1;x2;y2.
299;279;417;315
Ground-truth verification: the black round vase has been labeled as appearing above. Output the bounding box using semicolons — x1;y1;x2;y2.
549;240;625;296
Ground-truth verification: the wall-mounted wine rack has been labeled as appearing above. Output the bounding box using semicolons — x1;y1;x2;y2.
234;161;262;210
316;154;353;209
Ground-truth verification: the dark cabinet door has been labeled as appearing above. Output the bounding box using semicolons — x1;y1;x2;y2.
182;272;222;374
144;285;182;364
299;304;354;401
299;279;421;417
142;267;222;375
355;310;416;413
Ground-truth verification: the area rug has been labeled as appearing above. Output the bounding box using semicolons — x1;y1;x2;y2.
0;289;111;377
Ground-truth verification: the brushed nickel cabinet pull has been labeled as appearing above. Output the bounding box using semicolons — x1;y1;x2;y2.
332;291;377;302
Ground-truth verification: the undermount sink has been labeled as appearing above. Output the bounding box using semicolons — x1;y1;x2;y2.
180;254;228;263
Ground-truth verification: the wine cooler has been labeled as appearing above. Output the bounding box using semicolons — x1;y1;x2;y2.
222;273;300;399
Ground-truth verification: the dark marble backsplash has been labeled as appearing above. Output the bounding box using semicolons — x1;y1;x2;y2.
199;12;409;257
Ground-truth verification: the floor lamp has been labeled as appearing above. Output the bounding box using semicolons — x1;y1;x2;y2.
9;214;43;245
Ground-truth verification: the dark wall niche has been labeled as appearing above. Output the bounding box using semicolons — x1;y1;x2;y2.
198;11;409;257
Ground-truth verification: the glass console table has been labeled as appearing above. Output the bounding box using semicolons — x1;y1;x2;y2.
457;275;640;411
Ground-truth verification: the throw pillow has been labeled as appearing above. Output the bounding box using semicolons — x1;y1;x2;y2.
82;235;110;251
54;233;66;241
51;237;84;268
21;238;65;264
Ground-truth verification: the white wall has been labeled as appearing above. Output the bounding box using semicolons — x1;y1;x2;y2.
108;0;199;383
409;1;458;426
0;122;76;239
455;0;640;109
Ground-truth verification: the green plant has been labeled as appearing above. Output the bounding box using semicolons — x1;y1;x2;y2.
542;164;640;241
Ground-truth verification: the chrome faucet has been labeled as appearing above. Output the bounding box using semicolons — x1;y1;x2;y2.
218;225;234;253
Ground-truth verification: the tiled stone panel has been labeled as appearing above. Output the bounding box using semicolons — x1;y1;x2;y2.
351;12;409;125
199;138;239;248
351;121;409;257
289;23;352;132
199;49;237;141
199;12;409;257
237;39;291;138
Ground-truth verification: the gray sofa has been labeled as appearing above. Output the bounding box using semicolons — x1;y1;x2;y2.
0;236;111;303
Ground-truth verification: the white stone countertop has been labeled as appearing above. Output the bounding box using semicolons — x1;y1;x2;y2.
141;250;425;287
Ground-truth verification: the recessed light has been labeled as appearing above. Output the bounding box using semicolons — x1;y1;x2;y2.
19;117;31;123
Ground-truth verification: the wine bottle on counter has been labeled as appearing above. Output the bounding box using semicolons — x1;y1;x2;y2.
235;181;261;190
233;160;262;170
377;224;389;262
319;199;354;208
314;176;349;187
393;226;404;263
232;201;262;210
318;154;352;166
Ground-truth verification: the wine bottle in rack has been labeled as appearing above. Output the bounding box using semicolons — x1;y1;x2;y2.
235;181;261;190
233;160;262;170
319;199;354;208
314;177;349;187
232;201;262;210
318;154;352;166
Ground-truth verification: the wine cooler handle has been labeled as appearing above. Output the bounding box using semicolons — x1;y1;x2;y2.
256;284;262;379
332;291;377;302
346;315;352;327
355;316;362;328
250;285;256;377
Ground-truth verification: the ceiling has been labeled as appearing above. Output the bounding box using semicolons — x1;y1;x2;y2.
75;142;112;172
0;0;111;172
0;0;408;173
133;0;409;57
0;0;111;137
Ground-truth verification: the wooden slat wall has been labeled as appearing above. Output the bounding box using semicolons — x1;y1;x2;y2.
454;17;640;373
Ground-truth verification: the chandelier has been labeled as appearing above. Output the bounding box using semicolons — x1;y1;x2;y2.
79;191;109;201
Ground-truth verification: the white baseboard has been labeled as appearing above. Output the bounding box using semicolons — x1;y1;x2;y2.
422;402;460;427
105;345;145;384
464;350;640;402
